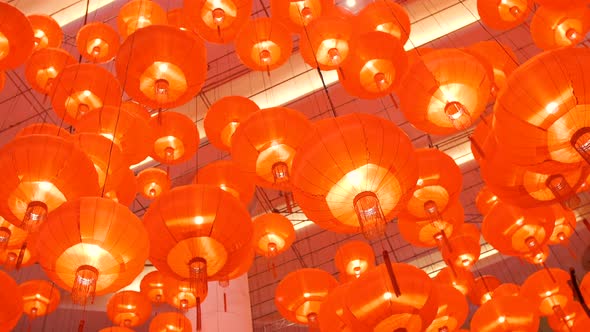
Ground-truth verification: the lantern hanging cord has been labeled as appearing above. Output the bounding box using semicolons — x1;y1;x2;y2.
78;0;91;63
569;268;590;318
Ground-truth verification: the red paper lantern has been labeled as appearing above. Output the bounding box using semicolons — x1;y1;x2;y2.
184;0;252;43
234;18;293;71
0;2;34;70
469;275;501;305
269;0;334;33
140;270;167;304
334;240;375;282
117;0;167;38
355;0;411;45
252;213;296;258
28;14;62;50
203;96;259;152
19;280;60;319
148;112;199;165
398;201;464;248
195;160;256;205
149;312;191;332
76;22;120;63
471;295;540;331
25;48;76;95
477;0;533;30
106;291;152;327
137;168;170;199
530;5;590;50
521;268;573;316
0;271;23;331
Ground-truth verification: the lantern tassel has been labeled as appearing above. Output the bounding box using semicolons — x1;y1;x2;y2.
196;297;202;332
382;250;401;297
569;268;590;318
16;241;26;270
389;94;398;109
223;291;228;312
78;319;85;332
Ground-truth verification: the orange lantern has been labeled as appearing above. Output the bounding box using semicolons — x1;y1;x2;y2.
269;0;333;33
0;135;99;230
425;283;469;332
137;168;171;199
334;240;375;283
405;148;462;219
475;186;500;216
50;63;122;125
234;18;293;71
399;48;491;135
184;0;252;43
471;295;540;332
482;202;554;257
203;96;259;152
299;9;352;70
0;271;23;331
116;25;207;109
477;0;533;30
231;107;311;190
19;280;60;319
275;268;338;329
76;105;153;166
338;31;407;99
140;270;167;304
355;0;410;44
1;231;38;270
106;291;152;327
164;277;206;311
433;267;474;296
530;5;590;50
27;14;62;50
149;312;192;332
521;268;573;316
0;3;34;70
465;41;519;96
292;113;418;238
398;201;464;248
441;223;481;269
252;213;296;258
167;8;195;33
469;275;501;305
103;167;137;207
318;283;369;331
24;48;76;95
76;22;120;63
548;300;590;331
148;112;199;165
493;48;590;166
0;217;28;253
547;204;577;246
36;197;149;305
117;0;167;38
195;160;256;205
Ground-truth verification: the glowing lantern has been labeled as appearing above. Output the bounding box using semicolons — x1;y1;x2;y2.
275;268;338;329
1;232;38;270
184;0;252;43
24;48;76;95
116;25;207;109
27;14;62;50
140;271;167;304
547;204;577;246
137;168;170;199
149;312;192;332
195;160;256;205
465;41;519;96
76;22;120;63
0;217;27;255
398;48;491;135
104;168;137;207
36;198;149;305
475;186;500;216
530;6;590;50
117;0;167;38
106;291;152;327
398;201;464;248
469;275;501;305
270;0;333;33
521;268;573;316
471;295;540;332
0;271;23;331
231;107;311;190
252;213;296;258
441;223;482;269
19;280;60;319
203;96;259;152
164;277;206;311
425;283;469;332
292;113;418;238
0;2;34;70
234;18;293;71
356;0;410;44
148;112;199;165
50;63;122;125
477;0;533;30
334;240;375;283
433;266;474;296
318;283;369;331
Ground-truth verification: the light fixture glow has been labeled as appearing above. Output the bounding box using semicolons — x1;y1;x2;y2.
346;0;356;7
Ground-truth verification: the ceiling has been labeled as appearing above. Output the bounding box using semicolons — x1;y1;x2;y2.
2;0;590;331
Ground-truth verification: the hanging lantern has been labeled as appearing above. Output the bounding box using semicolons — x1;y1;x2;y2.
184;0;252;43
398;201;464;248
19;280;60;319
471;295;540;332
547;300;590;331
50;63;122;125
116;25;207;109
275;268;338;329
399;48;491;135
76;22;120;63
530;5;590;50
475;186;500;216
318;283;369;331
292;113;418;238
231;107;311;190
441;223;482;270
0;271;23;331
106;291;152;327
0;3;34;70
477;0;533;30
521;268;573;316
28;14;62;50
334;240;375;283
355;0;410;44
149;312;192;332
24;48;76;95
36;198;149;306
117;0;167;39
0;135;99;230
148;112;199;165
468;275;502;305
121;101;151;121
164;277;206;311
493;47;590;166
338;31;407;99
433;266;474;296
269;0;333;33
0;217;28;253
299;8;352;70
425;283;469;332
104;167;136;207
195;160;256;205
482;202;554;258
140;271;167;304
547;204;577;246
137;168;171;199
252;213;296;258
465;41;519;97
203;96;259;152
234;18;293;71
1;232;38;270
